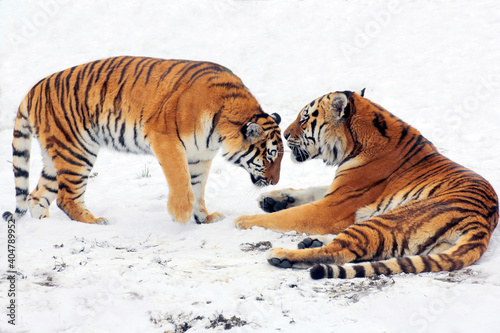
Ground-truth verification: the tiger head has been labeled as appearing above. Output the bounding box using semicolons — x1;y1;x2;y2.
222;112;284;186
285;91;367;167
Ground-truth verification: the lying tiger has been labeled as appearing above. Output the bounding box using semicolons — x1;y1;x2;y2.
3;56;283;225
236;91;498;279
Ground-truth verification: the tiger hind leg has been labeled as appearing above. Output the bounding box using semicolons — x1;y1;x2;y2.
28;150;58;219
267;236;357;269
310;220;490;279
310;229;487;279
267;217;390;268
50;147;107;224
268;214;490;279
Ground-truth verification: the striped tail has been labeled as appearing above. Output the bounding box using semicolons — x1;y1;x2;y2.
3;99;32;223
310;254;450;279
310;234;488;279
310;257;422;279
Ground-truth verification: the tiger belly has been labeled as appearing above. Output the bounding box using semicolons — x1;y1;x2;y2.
354;190;426;224
94;120;152;155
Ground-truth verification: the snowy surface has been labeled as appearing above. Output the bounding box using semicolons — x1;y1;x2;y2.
1;1;500;332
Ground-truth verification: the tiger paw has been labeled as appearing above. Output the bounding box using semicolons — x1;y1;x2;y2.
267;248;295;268
94;217;109;225
268;257;294;268
235;214;265;230
258;189;296;213
267;247;316;269
78;216;109;225
297;237;324;249
195;212;225;224
168;192;195;224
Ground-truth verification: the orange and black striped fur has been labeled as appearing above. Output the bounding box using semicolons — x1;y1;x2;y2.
236;91;498;279
3;56;283;225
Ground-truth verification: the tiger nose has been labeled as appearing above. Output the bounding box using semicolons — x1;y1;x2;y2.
284;132;291;140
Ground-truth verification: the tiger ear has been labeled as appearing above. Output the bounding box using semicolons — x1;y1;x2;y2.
270;113;281;125
357;88;366;97
242;122;262;141
330;93;349;120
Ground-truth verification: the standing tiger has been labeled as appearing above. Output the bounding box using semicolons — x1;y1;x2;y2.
236;91;498;279
3;56;283;225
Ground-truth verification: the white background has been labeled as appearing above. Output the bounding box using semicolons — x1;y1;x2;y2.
1;1;500;332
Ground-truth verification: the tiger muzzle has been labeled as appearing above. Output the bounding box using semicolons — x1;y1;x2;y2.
254;148;282;186
289;144;310;162
251;174;270;187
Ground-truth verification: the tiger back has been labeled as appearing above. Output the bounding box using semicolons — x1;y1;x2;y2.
236;91;498;279
3;56;283;225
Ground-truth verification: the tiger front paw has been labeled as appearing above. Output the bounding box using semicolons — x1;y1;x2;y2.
235;214;267;230
195;211;225;224
258;188;297;213
168;191;195;223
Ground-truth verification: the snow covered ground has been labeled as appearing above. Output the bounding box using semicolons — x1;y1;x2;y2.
1;1;500;332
